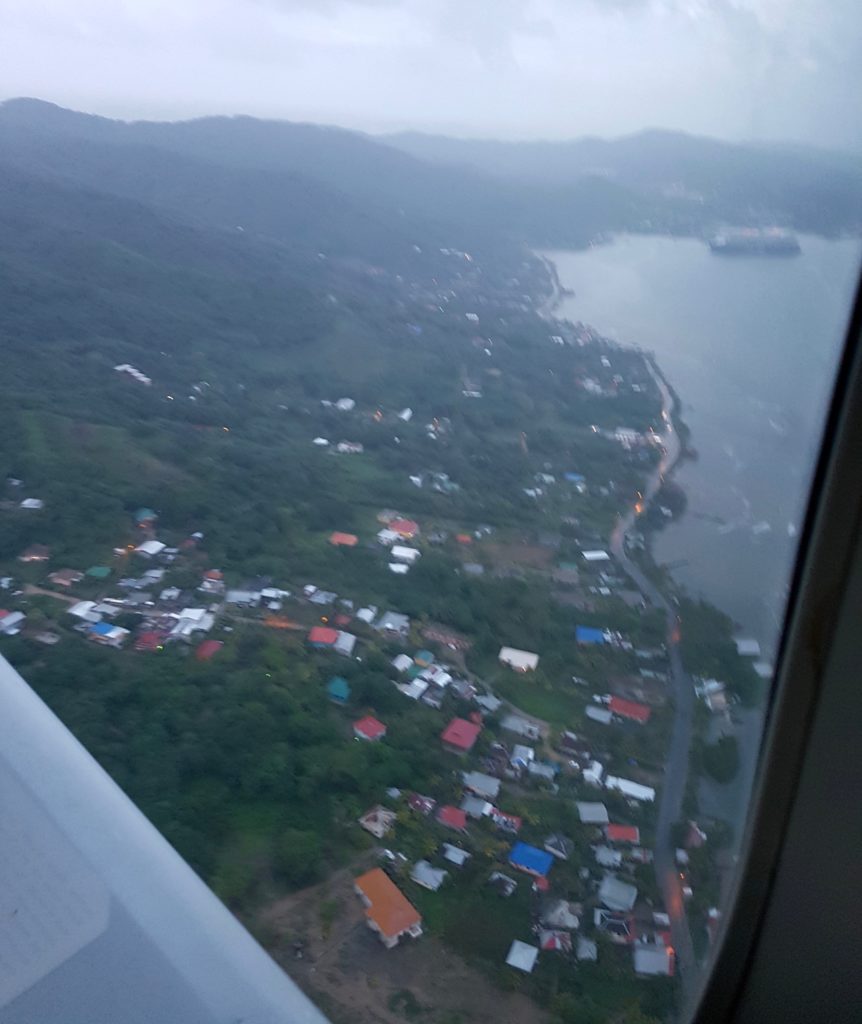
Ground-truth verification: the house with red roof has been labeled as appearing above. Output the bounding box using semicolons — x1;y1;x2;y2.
308;625;339;648
436;805;468;832
354;716;387;742
389;518;419;540
330;531;359;547
606;824;641;845
196;639;224;661
441;717;481;755
608;696;651;724
134;631;165;652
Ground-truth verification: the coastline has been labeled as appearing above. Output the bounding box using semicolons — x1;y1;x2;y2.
537;246;768;988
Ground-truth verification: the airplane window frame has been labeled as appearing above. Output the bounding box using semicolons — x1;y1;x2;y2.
690;271;862;1023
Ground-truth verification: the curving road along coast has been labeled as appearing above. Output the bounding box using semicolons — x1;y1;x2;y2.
609;362;698;991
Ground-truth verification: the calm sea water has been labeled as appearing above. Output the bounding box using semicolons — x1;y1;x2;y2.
548;235;861;657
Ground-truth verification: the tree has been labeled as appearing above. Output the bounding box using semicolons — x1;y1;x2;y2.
274;828;323;888
702;735;740;783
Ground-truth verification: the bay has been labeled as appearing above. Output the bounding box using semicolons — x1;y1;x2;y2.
547;235;861;657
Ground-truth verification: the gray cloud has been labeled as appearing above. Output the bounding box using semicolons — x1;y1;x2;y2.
0;0;859;148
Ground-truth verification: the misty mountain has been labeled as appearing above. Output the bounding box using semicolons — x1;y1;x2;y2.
0;99;664;251
384;128;862;234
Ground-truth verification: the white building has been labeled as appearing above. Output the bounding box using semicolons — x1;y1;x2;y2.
0;611;26;635
390;545;421;564
442;844;471;867
505;940;538;974
599;874;638;912
410;861;448;892
136;540;166;558
335;631;357;657
604;776;656;803
583;760;605;786
498;646;540;672
68;600;98;620
586;705;613;725
634;944;674;977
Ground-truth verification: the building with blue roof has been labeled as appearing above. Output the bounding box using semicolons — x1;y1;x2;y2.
326;676;351;704
509;842;554;878
576;626;606;645
87;621;130;648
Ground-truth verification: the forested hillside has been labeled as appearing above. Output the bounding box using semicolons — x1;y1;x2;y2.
386;128;862;235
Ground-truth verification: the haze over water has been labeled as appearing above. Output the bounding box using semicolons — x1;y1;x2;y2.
548;235;861;657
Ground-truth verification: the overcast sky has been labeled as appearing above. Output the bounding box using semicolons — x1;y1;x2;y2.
2;0;861;148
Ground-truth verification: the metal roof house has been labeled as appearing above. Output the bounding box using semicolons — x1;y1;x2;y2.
577;802;610;825
509;842;554;878
462;771;500;801
441;718;481;754
410;861;448;892
498;646;540;672
354;869;422;948
505;940;539;973
326;676;350;704
599;874;638;912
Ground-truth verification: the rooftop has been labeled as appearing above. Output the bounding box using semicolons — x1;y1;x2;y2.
606;824;641;844
308;625;339;645
462;770;500;799
577;802;610;825
354;716;386;741
330;531;359;547
410;861;448;891
195;640;223;661
505;940;539;974
576;625;606;645
599;874;638;912
441;718;481;752
509;842;554;877
436;805;467;830
354;868;421;939
498;646;540;671
609;696;652;724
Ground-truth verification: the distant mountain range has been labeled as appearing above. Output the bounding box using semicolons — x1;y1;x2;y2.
384;127;862;235
2;98;859;263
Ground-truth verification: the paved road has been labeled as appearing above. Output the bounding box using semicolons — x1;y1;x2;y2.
608;364;698;988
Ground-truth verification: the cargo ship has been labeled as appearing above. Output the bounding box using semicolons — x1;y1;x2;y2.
708;228;801;256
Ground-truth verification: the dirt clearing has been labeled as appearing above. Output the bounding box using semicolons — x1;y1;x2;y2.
256;864;548;1024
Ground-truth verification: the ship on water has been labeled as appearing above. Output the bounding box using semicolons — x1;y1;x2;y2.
708;228;801;256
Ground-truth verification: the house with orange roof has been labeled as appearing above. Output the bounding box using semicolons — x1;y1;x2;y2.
353;868;423;948
330;531;359;547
